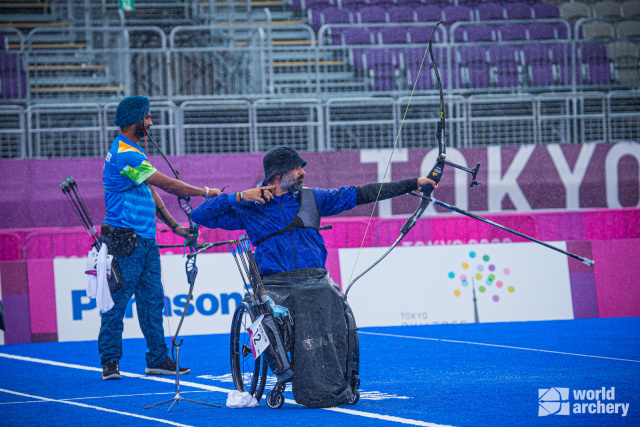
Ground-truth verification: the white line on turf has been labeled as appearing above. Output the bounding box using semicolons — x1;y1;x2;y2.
359;332;640;363
0;388;192;427
0;390;212;405
0;352;452;427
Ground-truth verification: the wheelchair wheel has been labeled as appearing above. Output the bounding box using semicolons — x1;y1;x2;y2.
345;310;360;392
349;389;360;405
230;301;268;402
265;389;285;409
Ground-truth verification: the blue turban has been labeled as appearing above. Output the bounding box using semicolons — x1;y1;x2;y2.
114;95;150;128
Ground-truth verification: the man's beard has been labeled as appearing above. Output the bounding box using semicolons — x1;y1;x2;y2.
281;174;304;193
134;121;146;138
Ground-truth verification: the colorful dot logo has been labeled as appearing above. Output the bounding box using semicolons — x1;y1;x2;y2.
450;251;515;302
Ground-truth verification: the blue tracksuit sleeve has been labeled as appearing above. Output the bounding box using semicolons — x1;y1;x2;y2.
191;193;245;230
312;186;357;217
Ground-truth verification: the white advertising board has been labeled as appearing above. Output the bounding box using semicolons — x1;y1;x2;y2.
54;253;246;342
340;242;574;327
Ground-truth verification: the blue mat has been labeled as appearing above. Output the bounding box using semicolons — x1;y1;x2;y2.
1;317;639;426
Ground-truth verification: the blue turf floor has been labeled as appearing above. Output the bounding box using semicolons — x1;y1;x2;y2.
1;317;639;426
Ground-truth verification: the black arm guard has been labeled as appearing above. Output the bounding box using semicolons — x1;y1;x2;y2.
355;178;418;206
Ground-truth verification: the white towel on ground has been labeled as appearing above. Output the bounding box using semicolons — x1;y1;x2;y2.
86;243;114;313
226;390;259;409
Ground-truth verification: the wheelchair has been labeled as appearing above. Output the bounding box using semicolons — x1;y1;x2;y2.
230;293;361;409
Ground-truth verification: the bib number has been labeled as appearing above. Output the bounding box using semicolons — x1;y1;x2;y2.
247;314;270;359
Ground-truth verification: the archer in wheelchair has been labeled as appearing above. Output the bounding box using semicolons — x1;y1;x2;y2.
191;146;437;408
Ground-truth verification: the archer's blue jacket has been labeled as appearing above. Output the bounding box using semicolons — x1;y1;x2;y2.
191;184;357;276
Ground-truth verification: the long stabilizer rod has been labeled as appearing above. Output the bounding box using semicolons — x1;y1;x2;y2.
409;192;594;267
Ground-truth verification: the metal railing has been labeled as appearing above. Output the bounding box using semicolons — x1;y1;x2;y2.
608;91;640;142
26;103;104;158
2;93;639;159
0;106;27;159
179;100;254;154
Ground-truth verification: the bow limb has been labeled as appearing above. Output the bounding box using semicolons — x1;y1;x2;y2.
422;21;447;195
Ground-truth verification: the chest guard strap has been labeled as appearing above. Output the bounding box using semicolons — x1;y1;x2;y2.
254;188;320;247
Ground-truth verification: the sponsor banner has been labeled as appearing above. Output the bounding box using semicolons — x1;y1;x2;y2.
2;142;639;229
54;253;246;342
340;242;573;326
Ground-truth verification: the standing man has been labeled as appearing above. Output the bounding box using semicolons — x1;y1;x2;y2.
100;95;221;380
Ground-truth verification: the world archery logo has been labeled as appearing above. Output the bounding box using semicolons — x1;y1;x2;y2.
539;387;570;416
448;251;515;303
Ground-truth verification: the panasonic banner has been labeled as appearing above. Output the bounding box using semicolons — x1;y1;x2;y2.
54;253;245;342
341;242;574;327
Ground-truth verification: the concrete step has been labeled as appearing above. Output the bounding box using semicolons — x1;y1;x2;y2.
30;76;117;86
270;71;354;82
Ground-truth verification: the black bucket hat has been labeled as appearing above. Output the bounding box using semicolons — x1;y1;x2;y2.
263;146;307;181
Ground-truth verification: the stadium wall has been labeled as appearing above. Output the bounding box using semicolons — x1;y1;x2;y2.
0;143;639;344
1;142;639;229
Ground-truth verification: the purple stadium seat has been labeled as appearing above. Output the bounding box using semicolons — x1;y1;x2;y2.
416;5;443;22
340;0;367;8
528;24;556;40
0;53;27;98
522;44;551;64
404;46;448;90
313;7;352;30
368;0;391;6
550;22;569;39
358;6;387;24
351;48;366;70
499;24;528;41
580;43;611;84
303;0;333;10
395;0;428;5
533;3;560;19
455;25;496;42
457;45;488;64
401;47;426;68
327;26;346;45
581;43;608;60
1;75;27;99
379;27;409;44
489;45;520;87
522;45;554;86
407;26;441;44
551;43;573;85
443;6;474;24
407;66;434;89
551;43;570;64
388;6;416;23
363;49;399;91
504;3;533;20
364;49;397;69
0;34;6;50
309;8;323;29
476;3;505;21
0;52;24;73
343;27;374;45
456;45;491;88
